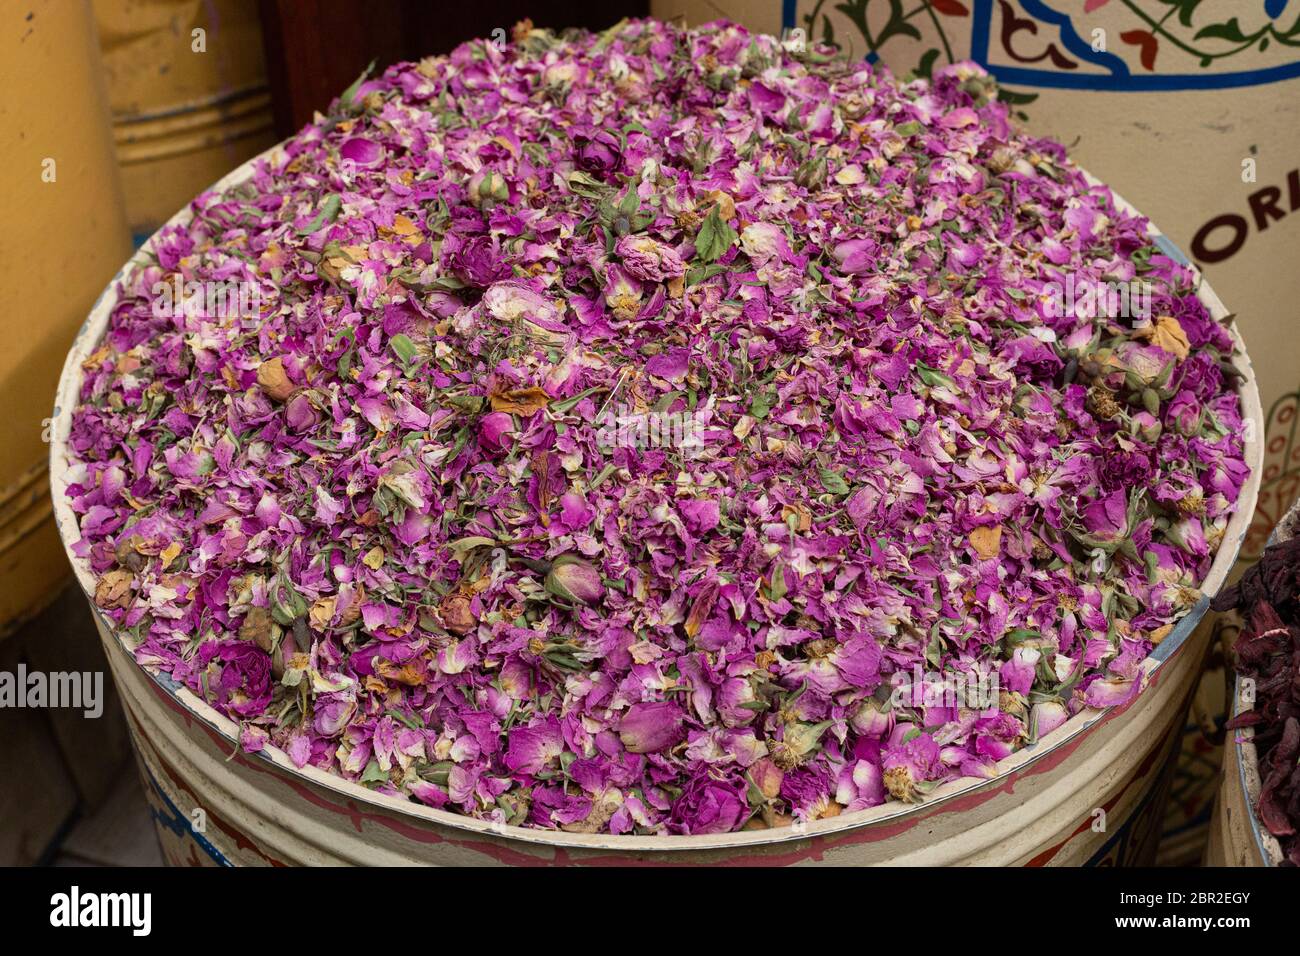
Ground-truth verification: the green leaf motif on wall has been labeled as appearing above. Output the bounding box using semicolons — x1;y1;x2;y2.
799;0;1038;109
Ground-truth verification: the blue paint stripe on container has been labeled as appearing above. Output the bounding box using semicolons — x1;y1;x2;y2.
142;764;232;866
782;0;797;30
1154;233;1192;267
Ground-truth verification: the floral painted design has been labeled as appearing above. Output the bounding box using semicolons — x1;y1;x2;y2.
802;0;971;78
788;0;1300;92
1245;389;1300;559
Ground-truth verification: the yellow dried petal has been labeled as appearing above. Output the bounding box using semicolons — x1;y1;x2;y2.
1148;314;1190;360
160;541;182;569
309;596;337;630
703;189;736;221
969;525;1002;560
488;385;551;415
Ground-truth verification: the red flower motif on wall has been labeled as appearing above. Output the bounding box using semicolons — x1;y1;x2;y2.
1119;28;1159;71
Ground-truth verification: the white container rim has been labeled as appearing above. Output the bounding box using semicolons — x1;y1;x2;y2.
49;141;1264;853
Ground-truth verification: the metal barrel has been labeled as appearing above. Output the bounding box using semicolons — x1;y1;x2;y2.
94;0;278;240
0;0;133;640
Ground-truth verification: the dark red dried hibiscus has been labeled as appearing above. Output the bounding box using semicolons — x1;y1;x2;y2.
1213;534;1300;866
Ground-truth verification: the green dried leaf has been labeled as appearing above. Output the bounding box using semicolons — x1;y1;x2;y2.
749;388;777;419
819;467;850;496
390;333;418;366
296;194;342;235
694;204;737;263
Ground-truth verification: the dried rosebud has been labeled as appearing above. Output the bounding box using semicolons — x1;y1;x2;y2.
285;391;320;431
256;356;296;402
769;720;832;770
477;411;515;454
716;676;761;726
747;756;785;801
987;145;1018;174
269;573;308;625
439;594;476;635
840;91;870;121
467;170;509;208
1031;700;1069;738
268;620;303;679
1167;390;1203;436
1131;410;1162;442
544;554;605;606
113;535;148;572
882;733;941;802
573;131;621;174
1077;489;1132;551
998;690;1028;719
794;153;826;189
618;701;686;753
615;235;686;282
604;264;643;321
670;776;748;834
849;698;894;737
449;235;512;287
960;72;998;106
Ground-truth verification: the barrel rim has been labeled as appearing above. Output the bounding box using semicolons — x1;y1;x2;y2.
49;139;1264;852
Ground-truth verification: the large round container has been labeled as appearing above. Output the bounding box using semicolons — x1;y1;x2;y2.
0;0;133;640
1204;499;1298;868
51;143;1264;866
